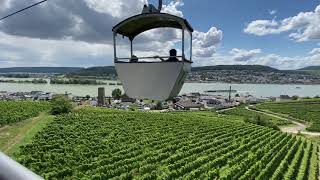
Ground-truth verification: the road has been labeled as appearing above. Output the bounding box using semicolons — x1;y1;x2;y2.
245;106;320;136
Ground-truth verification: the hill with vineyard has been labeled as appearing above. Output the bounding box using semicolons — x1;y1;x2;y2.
14;108;318;179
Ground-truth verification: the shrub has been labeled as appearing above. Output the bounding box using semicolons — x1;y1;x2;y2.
155;101;163;110
291;96;299;100
112;88;122;100
50;95;73;115
244;115;280;131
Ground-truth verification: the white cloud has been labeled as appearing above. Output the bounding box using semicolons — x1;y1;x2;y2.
244;5;320;42
256;54;299;70
229;48;261;61
162;0;184;17
194;47;320;70
84;0;145;18
269;10;277;15
309;48;320;55
193;48;262;67
193;27;223;57
0;0;223;67
257;53;320;70
244;20;280;36
0;0;11;12
0;32;115;67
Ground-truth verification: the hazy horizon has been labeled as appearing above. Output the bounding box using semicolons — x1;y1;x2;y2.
0;64;317;71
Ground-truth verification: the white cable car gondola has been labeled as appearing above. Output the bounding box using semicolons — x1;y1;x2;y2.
112;0;193;100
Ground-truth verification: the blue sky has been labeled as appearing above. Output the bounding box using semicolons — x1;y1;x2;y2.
0;0;320;69
182;0;319;56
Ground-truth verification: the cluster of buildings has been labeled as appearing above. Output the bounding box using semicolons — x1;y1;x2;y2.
0;91;54;101
188;70;320;84
173;93;267;110
92;87;267;111
174;93;235;110
0;87;268;111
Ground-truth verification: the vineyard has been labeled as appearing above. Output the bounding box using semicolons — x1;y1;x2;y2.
17;108;319;179
256;99;320;132
0;101;50;127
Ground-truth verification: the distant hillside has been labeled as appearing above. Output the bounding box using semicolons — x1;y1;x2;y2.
1;65;318;84
66;65;302;77
67;66;117;78
1;65;312;77
192;65;279;72
298;66;320;76
299;66;320;71
67;65;279;77
0;67;83;73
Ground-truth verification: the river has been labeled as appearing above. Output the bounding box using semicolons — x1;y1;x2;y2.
0;78;319;97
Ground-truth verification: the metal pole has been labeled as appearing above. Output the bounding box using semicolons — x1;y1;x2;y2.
130;39;133;57
190;32;193;61
182;29;185;60
158;0;163;12
0;152;43;180
229;86;232;102
116;56;183;60
113;33;117;62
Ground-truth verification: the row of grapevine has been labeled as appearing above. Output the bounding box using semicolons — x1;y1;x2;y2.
0;100;50;126
238;133;291;179
218;131;281;179
270;138;301;180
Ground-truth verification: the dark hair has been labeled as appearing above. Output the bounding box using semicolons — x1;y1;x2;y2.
169;49;177;56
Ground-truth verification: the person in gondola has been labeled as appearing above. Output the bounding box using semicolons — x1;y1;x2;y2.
155;49;179;62
130;55;138;62
167;49;179;62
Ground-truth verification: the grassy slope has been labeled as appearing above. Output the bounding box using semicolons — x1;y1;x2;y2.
221;106;290;128
0;113;54;157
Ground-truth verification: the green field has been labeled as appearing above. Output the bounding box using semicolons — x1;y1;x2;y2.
221;107;290;129
16;108;318;179
256;99;320;132
0;101;50;127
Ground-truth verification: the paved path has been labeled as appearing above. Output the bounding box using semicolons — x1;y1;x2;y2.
245;106;320;136
216;107;237;113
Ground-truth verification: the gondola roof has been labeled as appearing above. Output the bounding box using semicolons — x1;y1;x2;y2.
112;13;193;40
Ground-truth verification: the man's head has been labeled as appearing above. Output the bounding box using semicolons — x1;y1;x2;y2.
169;49;177;56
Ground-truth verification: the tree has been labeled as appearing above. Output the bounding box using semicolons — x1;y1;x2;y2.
50;95;73;115
155;101;163;110
292;95;299;100
112;88;122;100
